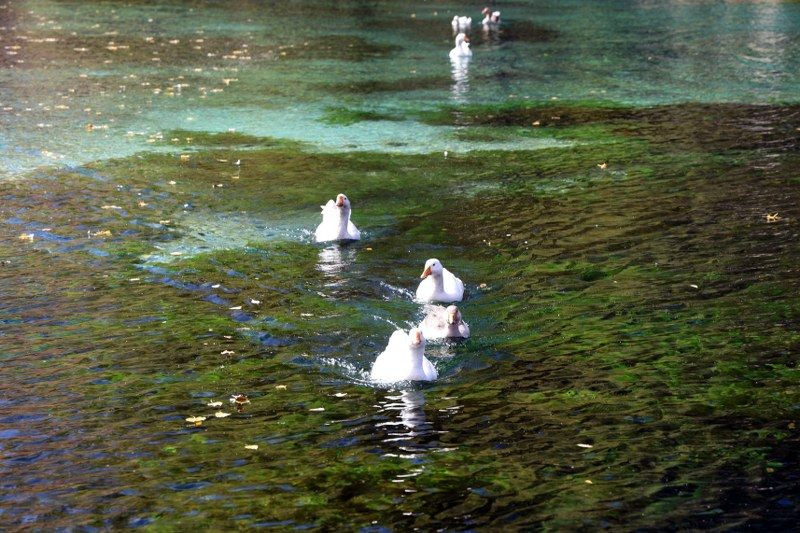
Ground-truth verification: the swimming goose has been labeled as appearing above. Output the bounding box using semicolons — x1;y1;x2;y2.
481;7;501;25
449;33;472;59
452;15;472;33
420;305;470;340
314;193;361;242
416;258;464;303
370;328;438;382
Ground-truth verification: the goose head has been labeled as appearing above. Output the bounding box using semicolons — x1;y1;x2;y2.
482;7;491;16
336;193;350;211
454;32;469;47
420;258;444;279
408;327;426;350
446;305;462;325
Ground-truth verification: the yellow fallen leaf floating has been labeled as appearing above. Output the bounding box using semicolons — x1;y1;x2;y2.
91;229;112;237
220;350;235;355
207;401;222;407
766;213;781;223
577;443;593;448
101;205;121;210
18;233;34;242
214;411;231;418
185;416;206;425
244;444;258;450
275;385;287;390
585;479;593;484
180;154;190;161
597;162;608;170
309;407;325;412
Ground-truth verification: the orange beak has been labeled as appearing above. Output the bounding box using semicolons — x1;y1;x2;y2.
336;195;344;207
447;312;457;325
420;266;432;279
411;330;422;345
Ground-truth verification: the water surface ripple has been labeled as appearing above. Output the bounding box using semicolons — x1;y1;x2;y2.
1;0;800;530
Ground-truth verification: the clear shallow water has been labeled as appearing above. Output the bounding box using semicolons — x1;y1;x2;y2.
3;0;800;173
1;0;800;530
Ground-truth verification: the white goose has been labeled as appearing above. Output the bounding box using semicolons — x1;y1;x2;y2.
419;305;470;340
314;193;361;242
451;15;472;33
449;33;472;59
370;328;438;382
416;258;464;303
481;7;501;25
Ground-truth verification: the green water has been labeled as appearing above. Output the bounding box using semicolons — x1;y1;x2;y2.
2;0;800;529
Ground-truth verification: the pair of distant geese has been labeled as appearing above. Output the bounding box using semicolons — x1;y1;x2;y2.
450;7;502;59
315;194;470;383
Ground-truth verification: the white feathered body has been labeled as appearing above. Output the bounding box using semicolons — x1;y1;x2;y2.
452;16;472;32
482;11;500;25
450;34;472;59
314;200;360;242
416;267;464;303
370;330;438;382
419;306;470;340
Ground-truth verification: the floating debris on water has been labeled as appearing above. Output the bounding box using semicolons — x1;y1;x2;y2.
230;394;250;405
185;416;206;426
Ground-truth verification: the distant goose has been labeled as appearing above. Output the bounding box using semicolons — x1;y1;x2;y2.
419;305;470;340
452;15;472;33
481;7;501;25
370;328;438;382
449;33;472;59
416;258;464;303
314;193;361;242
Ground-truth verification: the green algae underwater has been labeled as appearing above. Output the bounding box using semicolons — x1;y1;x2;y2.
3;103;800;529
2;0;800;530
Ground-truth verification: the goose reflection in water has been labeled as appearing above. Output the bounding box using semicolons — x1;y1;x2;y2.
375;390;435;455
316;244;357;287
481;22;502;49
450;56;471;104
